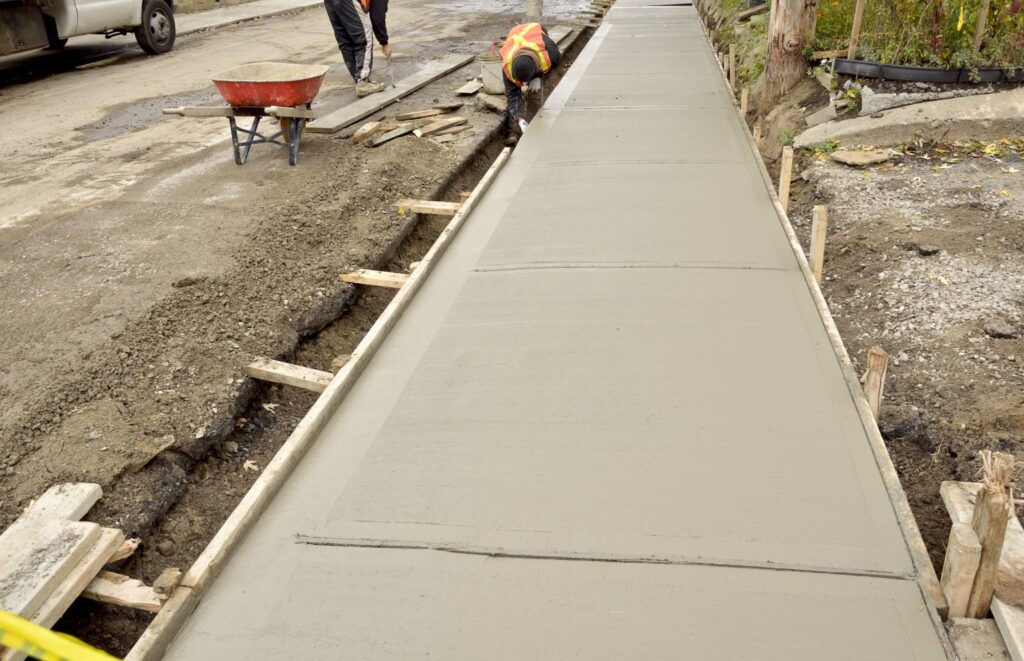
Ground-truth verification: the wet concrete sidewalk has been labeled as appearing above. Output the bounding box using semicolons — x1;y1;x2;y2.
159;3;954;658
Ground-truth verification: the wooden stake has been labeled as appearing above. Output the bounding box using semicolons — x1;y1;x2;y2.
847;0;867;60
941;521;982;619
245;358;334;394
753;124;762;147
809;205;828;284
860;346;889;422
339;269;409;289
728;44;737;89
395;199;461;217
778;146;794;212
967;452;1014;618
740;87;749;118
973;0;991;51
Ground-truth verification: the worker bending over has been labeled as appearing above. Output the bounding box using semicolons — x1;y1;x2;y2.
324;0;391;97
500;23;561;134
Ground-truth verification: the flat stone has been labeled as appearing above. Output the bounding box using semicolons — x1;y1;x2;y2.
916;244;941;256
830;149;891;167
805;102;837;128
476;93;507;114
985;317;1019;339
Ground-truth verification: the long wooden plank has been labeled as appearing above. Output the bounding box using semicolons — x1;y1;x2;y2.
395;200;461;217
0;520;100;617
125;148;512;661
414;116;467;137
339;269;409;289
83;571;164;614
307;55;475;134
245;358;333;393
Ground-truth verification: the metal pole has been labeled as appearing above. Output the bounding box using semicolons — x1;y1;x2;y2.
526;0;542;21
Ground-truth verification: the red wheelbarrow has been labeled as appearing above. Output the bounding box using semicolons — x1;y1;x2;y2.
164;62;329;166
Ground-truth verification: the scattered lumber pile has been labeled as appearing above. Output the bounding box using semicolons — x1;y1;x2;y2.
350;101;473;148
0;484;174;660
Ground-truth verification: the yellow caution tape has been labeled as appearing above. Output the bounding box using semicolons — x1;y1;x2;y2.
0;611;119;661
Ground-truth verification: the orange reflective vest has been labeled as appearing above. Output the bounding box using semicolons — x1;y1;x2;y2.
499;23;553;86
358;0;370;11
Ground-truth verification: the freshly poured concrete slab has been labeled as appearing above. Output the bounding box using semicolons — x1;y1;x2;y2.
162;4;951;659
475;161;795;269
565;73;725;108
299;268;912;576
583;45;721;76
167;547;947;660
521;108;748;166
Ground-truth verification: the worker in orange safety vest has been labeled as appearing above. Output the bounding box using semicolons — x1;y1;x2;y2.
499;23;562;136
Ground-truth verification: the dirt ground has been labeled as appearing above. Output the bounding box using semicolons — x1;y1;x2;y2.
758;79;1024;573
0;0;589;653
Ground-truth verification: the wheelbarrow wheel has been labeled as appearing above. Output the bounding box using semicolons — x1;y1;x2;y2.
135;0;176;55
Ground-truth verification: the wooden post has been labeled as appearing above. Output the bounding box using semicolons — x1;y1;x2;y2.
941;522;983;619
966;451;1014;618
740;87;749;118
860;346;888;422
973;0;991;51
729;44;737;89
847;0;867;60
809;205;828;284
753;124;762;147
778;146;794;211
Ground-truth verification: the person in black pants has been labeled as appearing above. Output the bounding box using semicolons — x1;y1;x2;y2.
324;0;390;97
500;23;561;135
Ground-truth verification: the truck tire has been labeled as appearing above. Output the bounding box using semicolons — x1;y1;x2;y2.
44;16;67;49
134;0;175;55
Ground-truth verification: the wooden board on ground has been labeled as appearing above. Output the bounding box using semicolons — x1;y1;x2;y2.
992;597;1024;661
395;107;450;121
435;123;473;137
307;55;475;134
245;358;334;394
456;79;483;95
339;269;409;289
84;571;164;614
395;200;462;217
0;520;100;617
414;116;467;137
367;123;418;147
3;528;125;661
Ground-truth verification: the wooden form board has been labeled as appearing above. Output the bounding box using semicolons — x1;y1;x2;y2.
694;13;951;628
339;269;409;289
245;358;333;393
124;149;513;661
83;571;164;614
395;200;462;217
307;55;475;134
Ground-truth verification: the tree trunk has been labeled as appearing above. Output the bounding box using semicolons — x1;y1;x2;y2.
758;0;818;113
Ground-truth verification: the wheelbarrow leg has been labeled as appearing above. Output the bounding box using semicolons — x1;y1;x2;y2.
228;117;243;165
288;118;304;166
239;116;261;165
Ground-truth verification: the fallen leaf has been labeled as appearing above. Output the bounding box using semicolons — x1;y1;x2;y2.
243;460;259;472
1000;189;1013;197
262;403;279;413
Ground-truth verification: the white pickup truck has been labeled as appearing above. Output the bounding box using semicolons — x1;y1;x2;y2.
0;0;175;57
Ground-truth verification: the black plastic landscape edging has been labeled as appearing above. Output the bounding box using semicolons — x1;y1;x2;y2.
835;58;1024;84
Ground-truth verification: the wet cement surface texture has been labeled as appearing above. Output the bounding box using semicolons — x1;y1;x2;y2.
165;4;952;659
